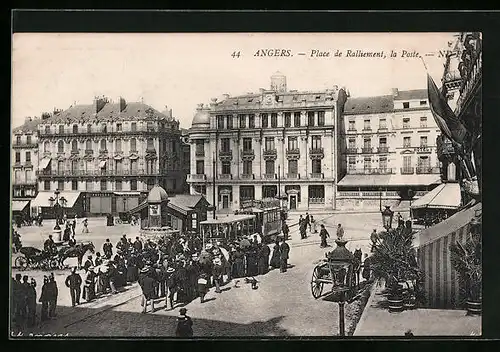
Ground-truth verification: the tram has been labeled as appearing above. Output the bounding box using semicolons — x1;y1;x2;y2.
200;213;256;246
236;198;283;243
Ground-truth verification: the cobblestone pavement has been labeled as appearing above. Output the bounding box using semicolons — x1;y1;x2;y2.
13;211;383;337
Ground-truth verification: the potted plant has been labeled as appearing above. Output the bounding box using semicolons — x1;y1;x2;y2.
450;224;482;315
370;226;421;313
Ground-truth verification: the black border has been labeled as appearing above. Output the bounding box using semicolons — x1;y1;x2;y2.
7;9;500;349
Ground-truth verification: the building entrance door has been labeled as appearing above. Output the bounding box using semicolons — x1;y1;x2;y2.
289;195;297;210
222;194;230;209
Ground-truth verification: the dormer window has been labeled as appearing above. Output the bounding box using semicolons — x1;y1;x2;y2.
403;102;410;109
58;125;64;134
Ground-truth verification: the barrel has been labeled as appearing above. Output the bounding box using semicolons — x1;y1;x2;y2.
466;300;481;315
403;298;416;310
388;295;404;313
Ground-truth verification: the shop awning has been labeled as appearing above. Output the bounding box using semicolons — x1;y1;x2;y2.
12;200;29;212
113;191;141;196
39;158;51;170
31;191;82;208
129;201;148;214
411;182;461;210
99;160;107;168
389;174;441;186
337;175;391;187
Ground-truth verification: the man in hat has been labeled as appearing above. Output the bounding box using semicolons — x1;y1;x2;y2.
134;236;143;252
65;267;82;307
138;266;156;313
83;266;97;302
103;238;113;259
370;229;378;252
299;218;307;240
336;224;344;240
319;224;330;248
166;266;177;310
82;218;89;233
21;276;31;325
279;237;290;273
39;276;50;321
72;215;77;236
175;308;193;337
305;212;311;233
83;255;93;272
282;221;290;241
47;273;58;317
26;278;37;327
94;252;103;266
212;257;223;294
44;235;57;255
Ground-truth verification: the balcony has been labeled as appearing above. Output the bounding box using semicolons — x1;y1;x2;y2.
416;146;432;153
188;174;207;182
347;128;357;133
263;149;277;161
416;166;441;174
362;127;372;132
309;147;324;160
218;174;233;180
263;173;276;179
346;147;358;154
378;126;388;132
349;168;394;175
195;149;205;157
241;149;255;161
24;161;33;168
309;198;325;204
309;173;324;179
286;173;300;179
36;169;157;177
240;173;255;180
219;150;233;161
99;149;108;154
361;147;373;154
12;143;38;149
401;167;415;175
377;146;389;153
286;148;300;160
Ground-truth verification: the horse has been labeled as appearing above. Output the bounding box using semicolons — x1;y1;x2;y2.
352;248;363;288
57;241;95;269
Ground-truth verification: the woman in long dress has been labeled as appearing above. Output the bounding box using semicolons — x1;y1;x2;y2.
269;239;281;269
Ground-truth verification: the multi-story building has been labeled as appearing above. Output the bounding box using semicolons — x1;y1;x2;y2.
11;116;42;217
187;72;348;212
32;96;187;217
337;88;441;210
180;128;191;194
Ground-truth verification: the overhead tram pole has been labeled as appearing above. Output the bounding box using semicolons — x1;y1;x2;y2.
213;151;216;219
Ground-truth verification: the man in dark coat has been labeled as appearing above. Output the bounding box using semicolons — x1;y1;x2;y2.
21;276;31;325
166;267;177;310
282;222;290;240
26;278;37;327
103;239;113;259
39;276;50;321
138;267;156;313
299;219;307;239
83;255;93;272
279;238;290;273
47;273;58;317
319;224;330;248
134;237;143;252
175;308;193;337
44;235;57;255
212;257;224;294
94;252;103;266
65;267;82;307
305;212;311;232
258;244;270;275
362;254;372;282
370;229;378;252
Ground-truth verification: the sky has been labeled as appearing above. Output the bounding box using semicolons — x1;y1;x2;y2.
11;32;457;129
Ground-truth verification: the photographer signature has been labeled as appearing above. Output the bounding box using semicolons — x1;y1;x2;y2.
11;331;69;337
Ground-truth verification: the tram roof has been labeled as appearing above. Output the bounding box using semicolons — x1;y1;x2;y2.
200;214;256;225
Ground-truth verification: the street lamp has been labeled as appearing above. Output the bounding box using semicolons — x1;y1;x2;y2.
48;189;65;242
381;205;394;230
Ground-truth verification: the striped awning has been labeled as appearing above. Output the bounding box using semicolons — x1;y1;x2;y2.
411;183;461;210
31;191;81;208
337;175;391;187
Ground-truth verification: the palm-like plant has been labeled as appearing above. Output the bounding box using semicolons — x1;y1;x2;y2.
450;231;482;303
370;227;421;295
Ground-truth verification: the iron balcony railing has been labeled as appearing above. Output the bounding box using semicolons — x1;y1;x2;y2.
309;173;324;179
188;174;207;181
218;174;233;180
263;149;277;157
263;173;277;179
416;166;441;174
401;167;415;175
346;147;358;154
416;146;432;153
36;169;161;177
309;147;324;155
240;174;255;180
195;149;205;157
286;173;300;179
377;146;389;153
361;147;373;154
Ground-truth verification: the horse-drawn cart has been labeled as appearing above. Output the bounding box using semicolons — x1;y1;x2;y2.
14;247;59;271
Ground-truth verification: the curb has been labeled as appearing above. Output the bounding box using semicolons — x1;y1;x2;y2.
353;279;380;336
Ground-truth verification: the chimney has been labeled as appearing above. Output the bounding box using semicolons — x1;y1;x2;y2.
94;96;107;114
24;116;32;124
41;112;51;120
169;108;173;117
391;88;399;97
222;94;230;100
119;97;127;112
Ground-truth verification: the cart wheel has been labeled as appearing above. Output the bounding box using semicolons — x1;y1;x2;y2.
15;256;28;270
50;259;59;270
311;266;324;299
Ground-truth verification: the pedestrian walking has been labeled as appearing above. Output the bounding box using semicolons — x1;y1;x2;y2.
319;224;330;248
282;222;289;240
175;308;193;337
269;239;281;269
47;273;58;318
299;219;307;239
21;276;30;326
257;243;270;275
212;257;223;294
26;278;37;327
72;215;77;236
138;267;156;313
82;218;89;233
370;229;378;252
39;276;50;321
305;212;311;232
362;254;372;282
311;215;317;234
83;267;97;302
65;267;82;307
397;212;403;228
336;224;344;240
166;267;177;309
279;237;290;273
103;238;113;259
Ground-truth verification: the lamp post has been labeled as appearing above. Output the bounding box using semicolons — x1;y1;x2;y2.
48;189;66;243
212;151;216;219
381;205;394;230
379;187;382;212
278;164;281;208
408;189;415;219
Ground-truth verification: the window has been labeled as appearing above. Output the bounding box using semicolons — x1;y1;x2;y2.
348;120;356;131
221;161;231;175
147;122;155;132
403;156;412;169
57;140;64;153
262;185;277;198
116;123;122;132
288;136;298;150
87;124;92;133
226;115;233;129
101;124;107;133
294;112;301;127
308;186;325;202
130;138;137;152
311;135;322;149
221;138;230;152
59;125;64;134
100;139;106;151
402;118;410;129
363;138;371;148
15;152;21;163
239;114;246;128
420;100;427;105
71;140;78;152
403;102;410;109
147;138;154;151
420;136;428;147
403;136;411;148
348;156;356;170
195;140;204;155
85;160;92;172
420;117;427;128
146;160;155;174
130;179;137;191
379;137;387;146
71;180;78;191
115;180;122;191
271;113;278;128
71;160;78;172
284;112;291;127
45;125;51;134
100;180;107;191
318;111;325;126
240;186;255;201
83;140;90;151
26;135;32;145
379;118;387;129
243;160;252;174
364;157;371;170
131;122;137;132
248;114;255;128
418;156;430;168
115;160;123;173
363;119;371;130
44;141;50;152
379;157;387;170
348;138;356;149
25;151;31;162
58;180;64;190
243;138;252;151
44;180;51;191
130;159;138;172
265;137;275;151
196;160;204;174
288;159;298;174
217;115;224;129
265;160;275;175
261;113;268;128
312;159;322;173
308;111;315;126
16;136;21;145
73;124;78;134
116;139;122;152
